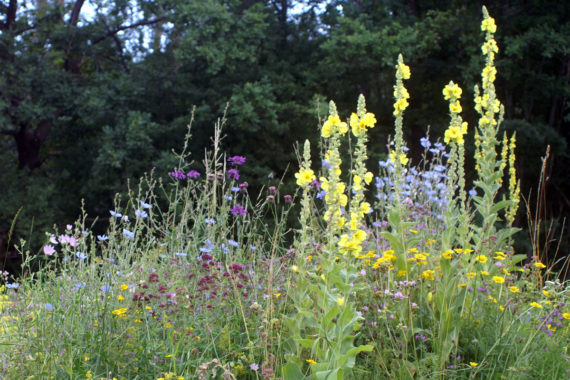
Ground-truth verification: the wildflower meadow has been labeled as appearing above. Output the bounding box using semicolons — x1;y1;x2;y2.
1;8;568;380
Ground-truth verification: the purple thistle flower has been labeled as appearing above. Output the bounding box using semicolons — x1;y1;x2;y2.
170;170;186;180
283;194;293;204
227;168;240;180
230;205;247;216
187;170;201;179
228;156;246;166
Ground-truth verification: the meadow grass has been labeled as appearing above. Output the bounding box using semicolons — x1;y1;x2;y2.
1;7;569;380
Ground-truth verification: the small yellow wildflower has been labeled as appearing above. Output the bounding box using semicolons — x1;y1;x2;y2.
534;262;547;269
466;272;477;279
112;308;127;316
337;297;345;307
421;270;435;281
529;302;543;309
492;276;505;284
291;265;299;273
542;290;550;297
306;359;317;365
470;362;479;367
117;295;124;301
274;293;281;299
562;313;570;320
120;284;129;291
475;255;488;263
508;286;519;293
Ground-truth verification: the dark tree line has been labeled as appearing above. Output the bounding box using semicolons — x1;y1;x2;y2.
1;0;568;270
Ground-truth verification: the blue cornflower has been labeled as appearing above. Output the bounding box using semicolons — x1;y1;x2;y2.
6;283;19;289
199;240;214;253
75;252;87;260
97;234;108;241
205;218;216;225
316;190;326;199
469;188;477;197
224;195;233;201
101;285;110;293
249;244;256;251
228;239;239;247
420;137;431;148
75;282;86;290
123;229;134;239
110;210;122;218
175;252;188;257
140;200;152;209
135;209;148;218
45;303;54;310
231;186;240;192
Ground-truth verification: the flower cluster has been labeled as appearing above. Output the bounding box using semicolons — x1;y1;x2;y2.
339;95;375;257
443;81;468;146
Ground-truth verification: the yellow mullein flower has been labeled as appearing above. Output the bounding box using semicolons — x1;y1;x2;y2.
443;81;462;100
397;61;411;79
295;168;316;187
481;17;497;33
449;101;462;113
389;150;409;165
364;171;374;184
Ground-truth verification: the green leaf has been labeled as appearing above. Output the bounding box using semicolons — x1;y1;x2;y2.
283;361;305;380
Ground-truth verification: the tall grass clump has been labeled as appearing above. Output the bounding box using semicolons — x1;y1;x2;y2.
1;7;568;380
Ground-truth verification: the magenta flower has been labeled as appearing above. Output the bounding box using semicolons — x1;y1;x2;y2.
170;170;186;180
43;245;56;256
230;205;247;216
228;156;246;166
227;168;240;180
284;194;293;204
187;170;201;179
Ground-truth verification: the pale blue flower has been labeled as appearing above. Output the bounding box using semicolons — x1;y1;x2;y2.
135;209;148;218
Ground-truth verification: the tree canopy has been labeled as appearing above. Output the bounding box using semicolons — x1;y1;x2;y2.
1;0;568;268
